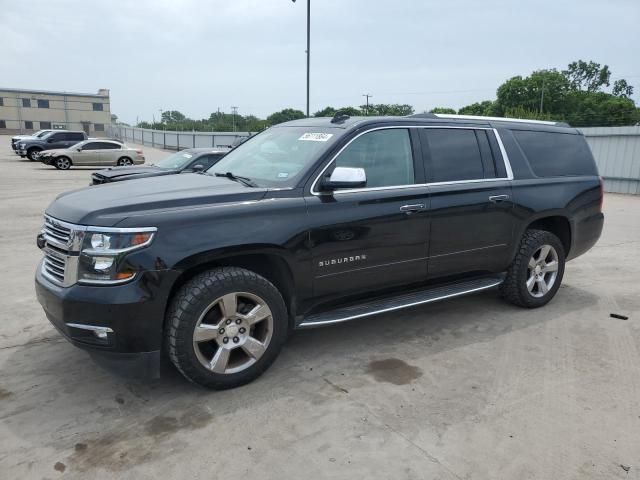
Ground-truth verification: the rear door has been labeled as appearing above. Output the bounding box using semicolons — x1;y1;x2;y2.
63;132;86;149
420;127;514;277
45;132;68;149
96;142;123;165
306;127;430;302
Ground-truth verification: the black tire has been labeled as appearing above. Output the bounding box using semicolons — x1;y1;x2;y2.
166;267;288;389
501;229;565;308
27;148;42;161
54;156;72;170
117;157;133;166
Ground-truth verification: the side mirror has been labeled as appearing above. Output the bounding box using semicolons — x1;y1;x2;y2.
191;164;205;172
320;167;366;191
77;147;82;152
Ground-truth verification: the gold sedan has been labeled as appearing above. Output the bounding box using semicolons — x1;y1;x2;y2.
39;140;145;170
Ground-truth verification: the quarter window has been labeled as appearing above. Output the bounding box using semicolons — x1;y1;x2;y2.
512;130;597;177
423;129;484;182
92;103;104;111
37;99;49;108
334;129;414;188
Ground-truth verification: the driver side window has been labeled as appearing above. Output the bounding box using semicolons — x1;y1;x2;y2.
334;129;414;188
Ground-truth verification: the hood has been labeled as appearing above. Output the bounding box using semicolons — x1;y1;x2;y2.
46;173;268;226
93;165;169;181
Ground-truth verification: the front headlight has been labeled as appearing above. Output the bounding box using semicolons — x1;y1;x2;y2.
78;228;156;284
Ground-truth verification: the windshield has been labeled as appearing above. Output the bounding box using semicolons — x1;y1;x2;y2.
208;126;341;187
155;151;197;169
35;130;49;137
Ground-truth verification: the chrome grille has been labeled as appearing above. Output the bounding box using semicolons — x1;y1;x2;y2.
40;215;80;287
42;248;67;283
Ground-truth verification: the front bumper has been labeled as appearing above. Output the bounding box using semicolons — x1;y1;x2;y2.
35;262;180;378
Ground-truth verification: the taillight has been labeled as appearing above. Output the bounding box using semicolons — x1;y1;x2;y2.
135;149;143;154
598;176;604;211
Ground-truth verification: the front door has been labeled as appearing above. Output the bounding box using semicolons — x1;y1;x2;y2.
73;141;101;166
419;127;514;277
306;128;430;303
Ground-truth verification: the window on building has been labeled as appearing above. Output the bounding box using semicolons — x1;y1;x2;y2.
25;121;33;130
0;120;6;129
94;123;105;131
0;98;3;106
334;128;415;188
40;121;52;129
423;128;485;182
92;103;104;111
22;98;31;108
37;99;50;108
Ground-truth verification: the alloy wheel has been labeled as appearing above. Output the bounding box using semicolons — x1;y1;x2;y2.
192;292;273;374
526;244;559;298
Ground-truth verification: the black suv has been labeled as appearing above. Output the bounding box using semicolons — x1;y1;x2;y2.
35;114;604;389
18;130;87;160
91;148;227;185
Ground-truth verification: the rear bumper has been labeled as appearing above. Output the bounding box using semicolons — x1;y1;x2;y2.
568;212;604;261
35;263;180;378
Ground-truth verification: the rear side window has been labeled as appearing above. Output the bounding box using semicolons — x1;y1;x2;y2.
423;129;485;182
512;130;596;177
97;142;120;150
67;132;85;141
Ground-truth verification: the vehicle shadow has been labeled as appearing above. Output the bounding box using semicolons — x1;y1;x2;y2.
0;283;598;474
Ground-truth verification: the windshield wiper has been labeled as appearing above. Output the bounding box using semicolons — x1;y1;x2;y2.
214;171;258;187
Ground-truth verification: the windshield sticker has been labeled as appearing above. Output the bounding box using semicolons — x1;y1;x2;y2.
299;133;333;142
277;172;290;178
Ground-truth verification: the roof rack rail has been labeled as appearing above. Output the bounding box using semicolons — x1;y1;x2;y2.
407;113;437;119
331;111;350;124
432;113;569;127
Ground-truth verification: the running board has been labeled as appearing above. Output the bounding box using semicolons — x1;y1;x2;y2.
299;275;504;328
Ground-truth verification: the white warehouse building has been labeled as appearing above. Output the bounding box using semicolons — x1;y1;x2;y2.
0;87;111;136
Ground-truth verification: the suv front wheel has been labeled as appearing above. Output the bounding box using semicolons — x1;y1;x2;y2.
501;229;566;308
166;267;288;389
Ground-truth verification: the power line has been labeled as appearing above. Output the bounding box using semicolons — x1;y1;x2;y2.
362;94;372;115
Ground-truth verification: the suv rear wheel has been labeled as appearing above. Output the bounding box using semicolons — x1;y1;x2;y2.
166;267;288;389
501;229;565;308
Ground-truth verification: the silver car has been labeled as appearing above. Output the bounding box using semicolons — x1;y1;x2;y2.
39;140;145;170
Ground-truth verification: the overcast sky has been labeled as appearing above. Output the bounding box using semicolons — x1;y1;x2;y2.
2;0;638;124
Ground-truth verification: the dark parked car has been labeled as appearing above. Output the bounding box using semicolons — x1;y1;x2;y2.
11;129;55;152
91;148;227;185
18;130;87;160
35;113;603;389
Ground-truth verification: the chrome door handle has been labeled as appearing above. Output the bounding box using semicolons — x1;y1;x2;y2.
400;203;426;213
489;195;510;203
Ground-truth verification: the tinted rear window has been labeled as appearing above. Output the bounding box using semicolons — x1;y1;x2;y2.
512;130;596;177
424;128;485;182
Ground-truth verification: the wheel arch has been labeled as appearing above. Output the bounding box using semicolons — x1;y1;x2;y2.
167;246;299;331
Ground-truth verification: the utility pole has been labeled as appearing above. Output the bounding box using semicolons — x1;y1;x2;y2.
362;94;372;116
539;78;545;114
231;106;238;132
292;0;310;117
159;109;163;124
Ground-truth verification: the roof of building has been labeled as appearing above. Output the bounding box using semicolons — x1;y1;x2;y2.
0;87;109;98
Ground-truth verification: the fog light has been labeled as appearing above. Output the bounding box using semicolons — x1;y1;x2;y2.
94;330;109;339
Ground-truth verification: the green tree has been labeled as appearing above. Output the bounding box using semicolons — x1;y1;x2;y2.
495;69;571;116
562;60;611;92
458;100;496;116
362;104;414;116
612;79;634;98
314;106;362;117
267;108;306;125
161;110;187;123
429;107;456;114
